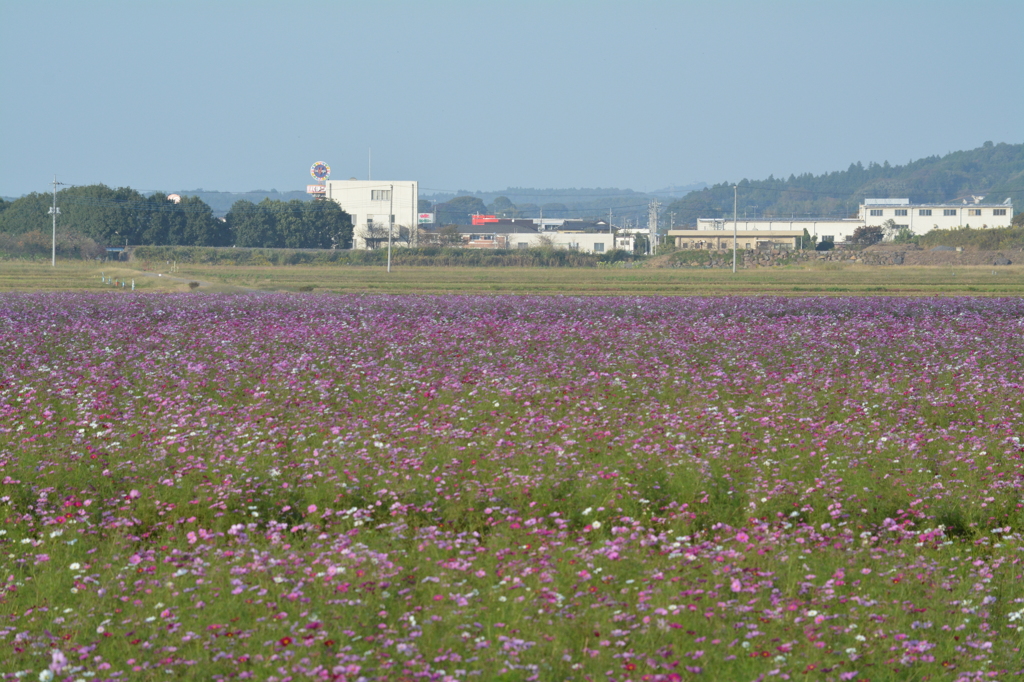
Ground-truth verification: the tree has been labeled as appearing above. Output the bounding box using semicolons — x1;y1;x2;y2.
304;198;352;249
541;202;569;217
275;200;308;249
436;224;462;246
228;200;276;248
850;225;885;246
801;228;817;249
488;196;516;218
435;196;487;225
180;195;230;246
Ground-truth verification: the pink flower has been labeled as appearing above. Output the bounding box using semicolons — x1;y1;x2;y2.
730;578;742;593
49;649;67;673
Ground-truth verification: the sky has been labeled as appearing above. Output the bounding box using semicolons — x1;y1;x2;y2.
2;0;1022;198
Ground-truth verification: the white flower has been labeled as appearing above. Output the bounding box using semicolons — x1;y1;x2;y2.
591;521;601;530
39;671;54;682
582;507;592;516
69;563;81;571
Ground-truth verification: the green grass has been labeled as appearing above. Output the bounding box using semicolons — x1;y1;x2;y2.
2;260;1022;296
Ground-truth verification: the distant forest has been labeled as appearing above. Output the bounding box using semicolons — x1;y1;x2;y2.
663;142;1024;226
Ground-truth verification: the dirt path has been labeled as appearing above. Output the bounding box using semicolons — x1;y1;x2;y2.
132;270;262;294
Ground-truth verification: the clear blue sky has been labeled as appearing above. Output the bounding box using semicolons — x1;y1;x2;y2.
2;0;1021;198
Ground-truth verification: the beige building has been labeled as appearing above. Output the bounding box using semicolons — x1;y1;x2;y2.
324;179;419;250
668;229;805;250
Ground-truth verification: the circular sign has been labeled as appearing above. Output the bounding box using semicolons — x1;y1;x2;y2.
310;161;331;181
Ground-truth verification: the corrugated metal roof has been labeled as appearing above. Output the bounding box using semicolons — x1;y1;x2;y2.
864;198;910;205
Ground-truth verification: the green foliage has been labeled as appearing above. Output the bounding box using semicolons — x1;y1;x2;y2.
0;229;105;260
917;224;1024;250
487;196;515;217
849;225;884;246
129;245;639;268
0;185;228;247
892;225;918;244
225;198;352;249
434;196;488;226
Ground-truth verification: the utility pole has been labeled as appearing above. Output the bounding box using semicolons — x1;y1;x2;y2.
732;185;738;273
387;184;393;273
49;175;65;267
648;199;660;256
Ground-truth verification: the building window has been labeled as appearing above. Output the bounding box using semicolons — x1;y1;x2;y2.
517;242;528;249
895;209;908;216
869;209;883;217
968;209;981;216
944;209;957;216
594;242;605;252
469;234;479;240
994;208;1007;216
366;216;374;225
371;189;392;201
895;224;909;230
919;209;932;216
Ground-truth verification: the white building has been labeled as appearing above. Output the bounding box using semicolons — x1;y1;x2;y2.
693;197;1014;244
451;223;630;254
324;179;419;250
515;232;630;254
858;197;1013;233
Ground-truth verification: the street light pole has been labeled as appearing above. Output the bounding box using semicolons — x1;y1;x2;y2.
386;184;394;273
49;175;65;267
732;185;738;274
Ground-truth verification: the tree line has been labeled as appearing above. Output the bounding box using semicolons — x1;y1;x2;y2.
0;185;353;254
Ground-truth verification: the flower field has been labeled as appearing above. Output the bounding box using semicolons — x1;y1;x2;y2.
2;293;1024;682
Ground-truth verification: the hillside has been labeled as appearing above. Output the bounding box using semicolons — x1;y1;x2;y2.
664;142;1024;226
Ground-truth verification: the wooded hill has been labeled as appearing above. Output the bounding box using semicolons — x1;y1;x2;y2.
663;142;1024;227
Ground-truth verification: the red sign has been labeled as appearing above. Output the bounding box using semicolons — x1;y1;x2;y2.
472;214;498;225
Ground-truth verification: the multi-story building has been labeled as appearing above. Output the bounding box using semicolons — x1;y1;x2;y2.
858;197;1013;232
323;179;419;250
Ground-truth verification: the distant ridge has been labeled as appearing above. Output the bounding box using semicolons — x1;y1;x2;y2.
664;142;1024;226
